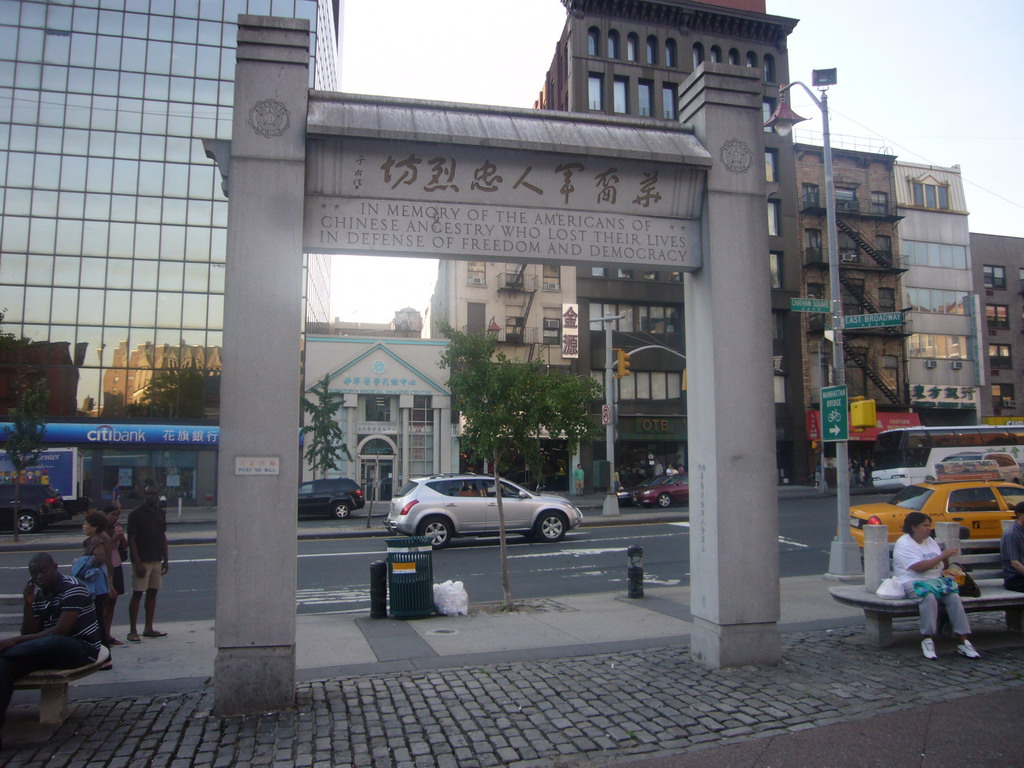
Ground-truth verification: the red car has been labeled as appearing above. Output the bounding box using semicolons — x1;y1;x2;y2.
632;474;689;508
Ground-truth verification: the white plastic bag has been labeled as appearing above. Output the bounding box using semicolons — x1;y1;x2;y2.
433;580;469;616
875;576;904;599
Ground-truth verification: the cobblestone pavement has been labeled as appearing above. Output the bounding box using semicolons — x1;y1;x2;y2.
5;619;1022;768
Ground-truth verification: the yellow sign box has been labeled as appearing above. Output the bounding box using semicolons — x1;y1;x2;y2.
391;562;417;574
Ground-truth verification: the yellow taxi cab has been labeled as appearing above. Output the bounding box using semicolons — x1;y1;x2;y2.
848;480;1024;546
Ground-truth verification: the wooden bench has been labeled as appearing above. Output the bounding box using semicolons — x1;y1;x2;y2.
830;521;1024;647
12;645;110;725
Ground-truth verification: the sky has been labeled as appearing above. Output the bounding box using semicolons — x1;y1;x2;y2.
332;0;1024;324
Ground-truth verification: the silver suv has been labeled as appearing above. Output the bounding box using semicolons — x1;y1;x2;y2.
386;474;583;548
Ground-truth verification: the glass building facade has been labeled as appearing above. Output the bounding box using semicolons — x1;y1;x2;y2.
0;0;339;505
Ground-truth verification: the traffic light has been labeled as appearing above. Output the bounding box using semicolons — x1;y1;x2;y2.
614;348;631;378
849;398;876;429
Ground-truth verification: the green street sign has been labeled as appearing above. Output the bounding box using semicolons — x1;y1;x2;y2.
790;298;830;313
844;311;904;330
821;385;848;442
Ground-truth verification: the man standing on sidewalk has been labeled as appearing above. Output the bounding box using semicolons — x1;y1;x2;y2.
1001;502;1024;593
574;464;585;496
126;484;169;643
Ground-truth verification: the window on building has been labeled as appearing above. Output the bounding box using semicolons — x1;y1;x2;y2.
637;304;679;334
762;98;776;133
802;183;820;206
763;54;776;82
662;84;677;119
773;311;785;340
911;181;950;210
643;271;658;280
365;395;392;422
983;264;1007;289
989;344;1012;368
769;251;783;289
807;282;825;299
692;43;704;68
804;229;822;261
905;287;968;314
876;234;892;258
992;383;1015;409
616;268;633;279
774;376;787;404
987;304;1009;329
728;48;740;65
764;148;778;183
542;308;560;344
710;45;722;63
746;51;757;68
588;74;603;110
638;80;653;117
835;187;858;212
903;241;967;269
591;267;608;278
646;35;658;64
881;355;899;370
409;395;435;477
838;232;859;262
626;33;638;61
613;77;628;113
665;39;677;67
668;271;683;282
542;264;560;290
607;29;620;59
767;199;781;236
878;287;896;312
871;191;889;215
909;334;967;359
467;261;485;285
587;27;600;56
841;277;864;316
590;302;629;330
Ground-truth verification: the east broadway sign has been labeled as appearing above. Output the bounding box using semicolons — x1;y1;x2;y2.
303;139;702;271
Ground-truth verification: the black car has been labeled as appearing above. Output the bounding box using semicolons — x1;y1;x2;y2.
297;478;365;519
0;483;72;533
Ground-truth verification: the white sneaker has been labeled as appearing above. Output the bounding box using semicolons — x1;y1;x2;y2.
921;638;937;659
957;639;980;659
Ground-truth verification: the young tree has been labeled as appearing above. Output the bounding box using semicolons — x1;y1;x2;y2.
301;374;350;480
2;380;49;542
441;324;601;609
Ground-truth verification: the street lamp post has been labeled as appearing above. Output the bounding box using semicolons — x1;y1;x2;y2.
765;69;862;578
595;315;624;516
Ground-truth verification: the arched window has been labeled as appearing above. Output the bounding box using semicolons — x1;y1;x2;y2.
588;27;600;56
746;51;757;68
728;48;739;65
763;54;776;83
710;45;722;63
646;35;658;65
665;38;677;67
692;42;704;68
626;33;639;62
607;29;620;59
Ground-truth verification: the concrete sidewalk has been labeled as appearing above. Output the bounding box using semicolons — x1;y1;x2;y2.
3;570;1022;766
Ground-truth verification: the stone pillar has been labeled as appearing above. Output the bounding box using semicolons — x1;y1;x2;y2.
213;15;309;715
678;63;781;668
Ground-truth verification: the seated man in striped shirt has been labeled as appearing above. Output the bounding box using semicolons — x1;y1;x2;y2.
0;553;103;745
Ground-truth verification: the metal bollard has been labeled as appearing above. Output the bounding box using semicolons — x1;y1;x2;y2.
369;560;387;618
627;545;644;598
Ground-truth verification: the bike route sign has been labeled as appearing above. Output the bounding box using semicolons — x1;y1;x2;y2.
821;385;848;442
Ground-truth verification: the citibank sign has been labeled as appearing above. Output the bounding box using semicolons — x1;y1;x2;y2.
0;422;220;446
87;425;148;443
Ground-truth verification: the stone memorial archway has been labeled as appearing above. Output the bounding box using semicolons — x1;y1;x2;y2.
208;15;779;715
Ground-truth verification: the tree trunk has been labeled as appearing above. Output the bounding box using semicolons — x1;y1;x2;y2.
493;458;514;610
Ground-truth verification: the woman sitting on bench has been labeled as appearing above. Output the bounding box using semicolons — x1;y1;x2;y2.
892;512;980;661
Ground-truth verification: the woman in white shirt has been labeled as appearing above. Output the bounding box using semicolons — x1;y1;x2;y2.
892;511;980;660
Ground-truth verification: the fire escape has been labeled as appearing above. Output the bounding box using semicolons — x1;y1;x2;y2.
496;264;539;359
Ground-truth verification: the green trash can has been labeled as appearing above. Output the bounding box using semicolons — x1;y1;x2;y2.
385;536;434;618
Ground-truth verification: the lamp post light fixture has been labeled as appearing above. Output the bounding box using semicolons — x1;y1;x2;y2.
765;68;862;579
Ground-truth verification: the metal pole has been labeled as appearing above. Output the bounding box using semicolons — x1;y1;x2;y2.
821;89;861;578
602;317;620;516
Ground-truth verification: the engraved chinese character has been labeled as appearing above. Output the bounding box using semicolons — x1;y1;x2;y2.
632;171;662;208
471;160;503;192
381;154;422;189
555;162;584;204
562;334;579;356
425;157;459;192
595;168;619;204
513;166;543;195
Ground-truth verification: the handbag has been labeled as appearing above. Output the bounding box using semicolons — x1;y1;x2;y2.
946;564;981;598
875;576;904;598
71;555;109;597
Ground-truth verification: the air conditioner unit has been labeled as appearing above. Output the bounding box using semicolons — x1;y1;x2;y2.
951;360;963;370
1004;400;1017;409
543;282;560;291
924;360;937;369
840;254;858;263
467;276;484;285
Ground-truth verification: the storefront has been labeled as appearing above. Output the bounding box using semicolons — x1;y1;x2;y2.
615;415;686;487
